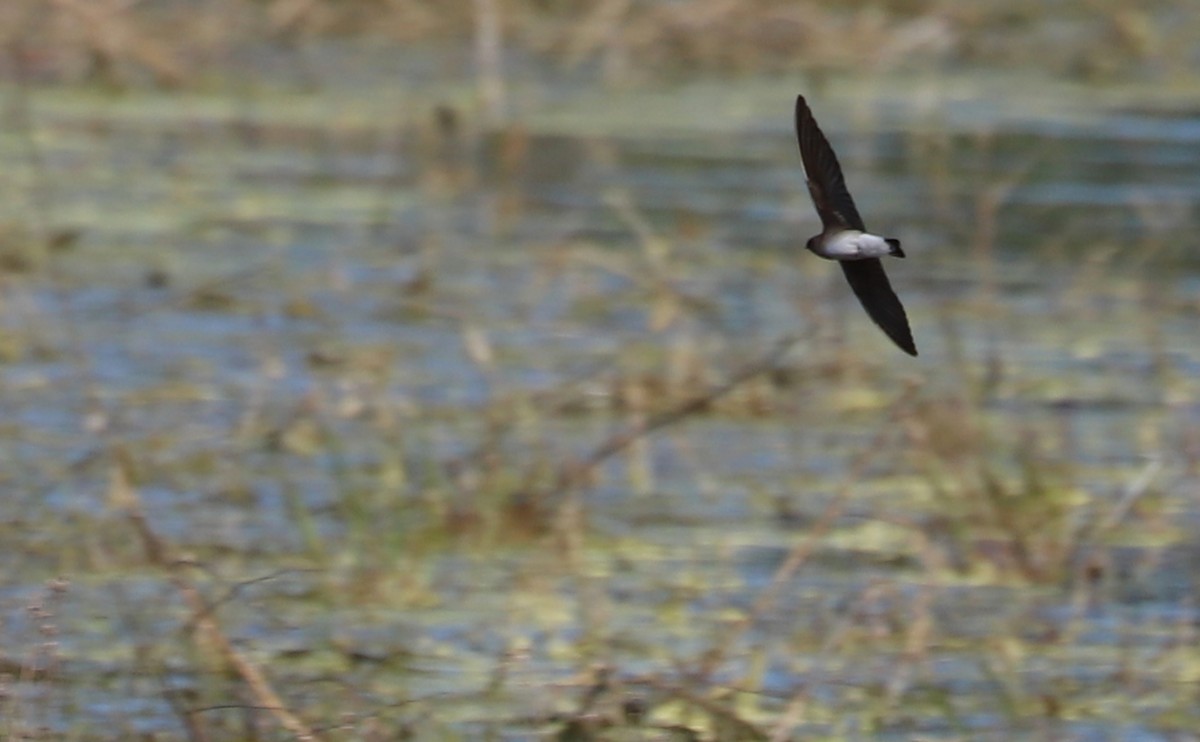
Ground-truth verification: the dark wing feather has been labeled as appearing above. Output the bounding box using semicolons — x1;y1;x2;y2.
840;259;917;356
795;95;866;231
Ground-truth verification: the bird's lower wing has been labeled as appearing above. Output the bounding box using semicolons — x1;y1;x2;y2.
839;260;917;356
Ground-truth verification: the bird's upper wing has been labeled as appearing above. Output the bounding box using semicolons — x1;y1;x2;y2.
840;259;917;356
795;95;866;232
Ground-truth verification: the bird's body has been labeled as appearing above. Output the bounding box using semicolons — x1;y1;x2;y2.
794;95;917;356
806;230;903;261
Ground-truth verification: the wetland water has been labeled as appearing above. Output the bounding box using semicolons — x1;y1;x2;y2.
3;74;1200;738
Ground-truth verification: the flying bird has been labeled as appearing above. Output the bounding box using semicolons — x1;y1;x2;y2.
794;95;916;356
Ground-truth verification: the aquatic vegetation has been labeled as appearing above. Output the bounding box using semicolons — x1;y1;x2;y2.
1;3;1200;740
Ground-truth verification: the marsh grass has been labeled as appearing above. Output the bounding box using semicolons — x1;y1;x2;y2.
3;0;1199;94
0;2;1199;740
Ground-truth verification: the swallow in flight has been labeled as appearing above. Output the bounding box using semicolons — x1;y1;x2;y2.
795;95;916;356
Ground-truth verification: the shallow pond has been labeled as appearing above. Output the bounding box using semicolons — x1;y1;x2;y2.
2;66;1200;739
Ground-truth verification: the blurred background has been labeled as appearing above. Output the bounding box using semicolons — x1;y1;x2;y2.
3;0;1200;738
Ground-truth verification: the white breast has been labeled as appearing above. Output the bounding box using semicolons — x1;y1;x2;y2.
819;231;893;260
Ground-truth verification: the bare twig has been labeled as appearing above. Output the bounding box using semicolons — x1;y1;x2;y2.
541;331;805;504
1065;455;1163;576
114;453;321;741
183;568;319;634
538;331;812;642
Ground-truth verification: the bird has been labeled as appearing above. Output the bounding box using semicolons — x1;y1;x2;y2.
794;94;917;356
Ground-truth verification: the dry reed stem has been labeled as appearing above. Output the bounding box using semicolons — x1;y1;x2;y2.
474;0;505;125
112;451;321;742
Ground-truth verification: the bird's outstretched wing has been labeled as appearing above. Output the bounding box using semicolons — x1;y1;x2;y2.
795;95;866;231
840;259;917;356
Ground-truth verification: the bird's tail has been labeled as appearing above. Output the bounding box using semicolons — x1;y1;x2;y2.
886;238;905;258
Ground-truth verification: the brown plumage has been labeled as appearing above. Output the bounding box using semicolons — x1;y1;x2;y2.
795;95;916;357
